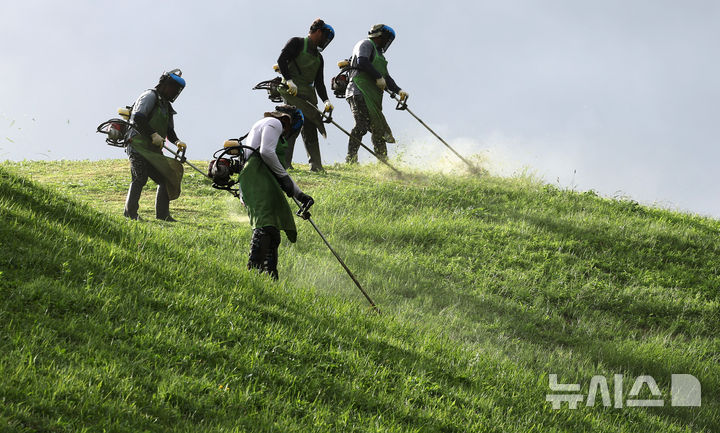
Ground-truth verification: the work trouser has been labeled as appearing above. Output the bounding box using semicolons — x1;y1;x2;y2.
285;120;323;172
247;226;281;280
346;93;387;163
124;152;171;220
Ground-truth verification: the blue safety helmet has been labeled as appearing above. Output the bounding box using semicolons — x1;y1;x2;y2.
158;68;186;102
310;20;335;52
318;24;335;52
275;104;304;134
368;24;396;53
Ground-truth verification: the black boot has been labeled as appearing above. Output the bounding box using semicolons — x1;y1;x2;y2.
155;184;176;221
124;179;144;219
247;226;281;279
263;241;280;280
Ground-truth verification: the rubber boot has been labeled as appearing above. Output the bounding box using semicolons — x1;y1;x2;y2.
124;179;145;220
372;140;388;161
155;184;175;221
263;236;280;280
301;125;323;172
247;226;280;279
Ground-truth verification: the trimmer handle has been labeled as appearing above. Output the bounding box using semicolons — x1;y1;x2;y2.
296;198;314;220
322;106;334;124
175;144;187;163
389;91;408;110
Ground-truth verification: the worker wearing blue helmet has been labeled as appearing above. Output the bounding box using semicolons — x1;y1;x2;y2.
124;69;188;221
239;105;314;280
276;18;335;172
345;24;408;163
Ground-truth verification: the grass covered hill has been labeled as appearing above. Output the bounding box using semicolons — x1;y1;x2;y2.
1;159;719;432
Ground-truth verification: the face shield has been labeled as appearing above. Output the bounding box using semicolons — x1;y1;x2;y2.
159;69;186;102
166;75;185;102
317;24;335;52
290;109;304;133
369;24;396;53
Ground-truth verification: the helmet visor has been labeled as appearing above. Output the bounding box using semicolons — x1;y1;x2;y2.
291;109;304;133
166;78;184;102
379;25;395;53
317;24;335;52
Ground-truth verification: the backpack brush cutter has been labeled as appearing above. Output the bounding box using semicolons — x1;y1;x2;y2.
211;132;380;313
252;68;405;177
97;107;209;177
207;136;253;199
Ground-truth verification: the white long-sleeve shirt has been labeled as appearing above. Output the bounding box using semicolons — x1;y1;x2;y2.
243;116;301;196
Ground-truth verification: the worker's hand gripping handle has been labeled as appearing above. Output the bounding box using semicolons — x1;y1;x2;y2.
295;197;314;220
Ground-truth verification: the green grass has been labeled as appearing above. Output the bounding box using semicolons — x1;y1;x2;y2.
1;158;718;432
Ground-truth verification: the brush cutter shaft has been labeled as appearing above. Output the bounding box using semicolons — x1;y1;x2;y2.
322;112;404;177
163;145;209;178
292;198;380;314
388;92;478;173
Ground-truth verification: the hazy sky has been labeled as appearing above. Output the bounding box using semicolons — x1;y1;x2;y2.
2;1;719;217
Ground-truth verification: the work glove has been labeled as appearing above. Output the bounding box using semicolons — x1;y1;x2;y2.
296;191;314;208
175;140;187;152
323;100;334;113
286;79;298;96
375;77;387;91
277;175;295;197
151;132;164;148
398;90;409;101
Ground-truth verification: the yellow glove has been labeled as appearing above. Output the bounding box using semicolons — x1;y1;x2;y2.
323;100;334;112
151;132;164;148
398;90;409;101
286;79;298;96
175;141;187;152
375;77;387;91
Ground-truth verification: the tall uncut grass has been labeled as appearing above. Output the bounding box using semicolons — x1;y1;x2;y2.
0;159;718;432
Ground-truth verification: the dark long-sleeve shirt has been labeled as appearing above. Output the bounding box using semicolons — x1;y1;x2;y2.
346;39;401;97
128;89;178;144
277;37;329;102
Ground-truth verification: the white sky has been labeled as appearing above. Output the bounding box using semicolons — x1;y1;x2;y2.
1;0;719;217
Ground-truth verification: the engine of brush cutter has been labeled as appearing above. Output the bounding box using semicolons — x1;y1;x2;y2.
208;139;252;194
208;157;241;187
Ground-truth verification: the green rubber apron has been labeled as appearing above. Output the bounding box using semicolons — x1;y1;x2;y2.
238;135;298;242
351;40;395;143
277;37;327;136
128;97;184;200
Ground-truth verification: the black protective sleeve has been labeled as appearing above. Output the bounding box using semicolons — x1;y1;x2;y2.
277;37;305;80
133;113;152;137
165;111;178;143
385;74;401;94
356;56;382;80
314;55;329;102
276;175;295;197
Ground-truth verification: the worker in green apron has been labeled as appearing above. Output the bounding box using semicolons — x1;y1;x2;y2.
276;19;335;172
124;69;187;221
239;105;314;280
344;24;408;163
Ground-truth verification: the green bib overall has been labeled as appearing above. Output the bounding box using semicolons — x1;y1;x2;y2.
351;40;395;143
238;136;298;242
277;37;326;135
128;95;184;200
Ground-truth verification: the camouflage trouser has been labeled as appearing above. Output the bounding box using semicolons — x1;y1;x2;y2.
124;151;171;219
346;94;387;163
